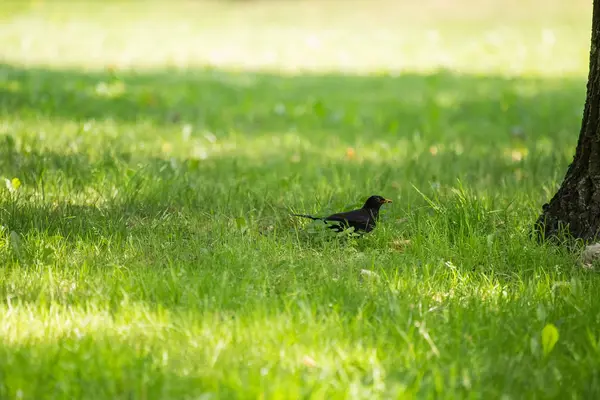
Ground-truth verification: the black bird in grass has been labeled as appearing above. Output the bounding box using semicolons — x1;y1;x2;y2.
291;195;392;234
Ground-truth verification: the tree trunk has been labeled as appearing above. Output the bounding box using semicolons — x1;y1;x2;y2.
535;0;600;242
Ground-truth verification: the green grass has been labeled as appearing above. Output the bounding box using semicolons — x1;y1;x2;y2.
0;0;599;398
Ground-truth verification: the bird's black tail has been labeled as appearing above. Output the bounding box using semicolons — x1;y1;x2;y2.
290;213;322;221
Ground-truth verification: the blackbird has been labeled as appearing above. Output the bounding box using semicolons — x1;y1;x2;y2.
292;195;392;233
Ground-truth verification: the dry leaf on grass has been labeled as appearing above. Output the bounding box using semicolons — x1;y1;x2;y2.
390;239;412;252
346;147;356;159
302;355;317;367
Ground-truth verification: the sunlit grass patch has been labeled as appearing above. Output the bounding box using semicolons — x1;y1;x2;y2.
0;0;592;76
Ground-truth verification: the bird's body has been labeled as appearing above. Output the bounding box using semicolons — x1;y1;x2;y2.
292;195;392;233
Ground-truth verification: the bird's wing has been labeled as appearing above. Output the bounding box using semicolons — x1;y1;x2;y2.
324;209;372;224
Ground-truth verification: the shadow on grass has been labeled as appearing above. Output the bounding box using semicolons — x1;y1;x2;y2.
0;62;590;313
0;62;585;205
0;63;585;142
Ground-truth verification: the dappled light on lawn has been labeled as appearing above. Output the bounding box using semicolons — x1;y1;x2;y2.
0;0;598;398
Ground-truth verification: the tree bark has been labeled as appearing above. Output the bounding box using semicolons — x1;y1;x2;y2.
535;0;600;242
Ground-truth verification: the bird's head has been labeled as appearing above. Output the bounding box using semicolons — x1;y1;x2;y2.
363;195;392;209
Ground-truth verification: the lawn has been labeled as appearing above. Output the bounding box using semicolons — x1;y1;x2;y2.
0;0;598;398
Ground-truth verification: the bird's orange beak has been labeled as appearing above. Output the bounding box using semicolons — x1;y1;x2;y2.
381;198;392;204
